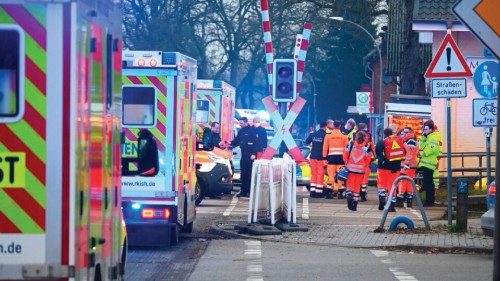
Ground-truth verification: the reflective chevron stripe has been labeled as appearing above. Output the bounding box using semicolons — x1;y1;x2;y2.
0;4;46;234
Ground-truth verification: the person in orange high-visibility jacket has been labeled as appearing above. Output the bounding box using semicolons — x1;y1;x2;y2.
375;128;404;212
323;120;349;199
397;127;418;208
357;123;375;201
305;121;328;198
343;131;372;211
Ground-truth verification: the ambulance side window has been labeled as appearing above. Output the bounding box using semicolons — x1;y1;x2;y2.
122;86;155;126
195;100;209;123
0;27;23;122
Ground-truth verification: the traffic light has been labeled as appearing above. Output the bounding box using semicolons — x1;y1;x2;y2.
272;59;297;102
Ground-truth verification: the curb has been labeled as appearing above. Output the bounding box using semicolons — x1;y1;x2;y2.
209;222;493;254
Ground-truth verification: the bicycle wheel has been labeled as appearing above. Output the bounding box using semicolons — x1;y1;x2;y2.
480;107;487;115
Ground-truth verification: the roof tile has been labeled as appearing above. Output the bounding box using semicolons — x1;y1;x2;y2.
413;0;458;21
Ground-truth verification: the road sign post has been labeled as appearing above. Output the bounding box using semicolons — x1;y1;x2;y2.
452;2;500;273
496;89;500;281
484;127;493;186
425;32;472;226
456;178;469;232
446;98;453;226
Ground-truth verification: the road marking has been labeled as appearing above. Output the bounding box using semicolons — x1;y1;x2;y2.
302;197;309;219
389;267;418;281
370;251;419;281
223;195;239;216
370;250;389;257
244;240;263;281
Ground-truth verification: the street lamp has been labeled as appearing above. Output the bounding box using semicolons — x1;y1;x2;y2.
329;16;384;142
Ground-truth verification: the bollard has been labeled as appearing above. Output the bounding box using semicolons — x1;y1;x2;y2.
378;175;431;231
456;178;468;232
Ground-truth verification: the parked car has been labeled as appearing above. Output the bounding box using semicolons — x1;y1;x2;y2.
296;146;311;188
481;180;496;237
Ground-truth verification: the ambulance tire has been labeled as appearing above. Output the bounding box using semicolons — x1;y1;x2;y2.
120;239;127;276
94;265;102;281
389;216;415;231
170;225;179;246
195;179;205;206
180;196;194;233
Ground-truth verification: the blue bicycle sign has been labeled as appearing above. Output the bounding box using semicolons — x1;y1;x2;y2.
479;102;497;115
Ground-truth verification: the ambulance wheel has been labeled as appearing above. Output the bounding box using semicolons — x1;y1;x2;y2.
170;225;179;246
94;265;102;281
120;239;127;276
389;216;415;231
180;196;194;233
195;178;205;206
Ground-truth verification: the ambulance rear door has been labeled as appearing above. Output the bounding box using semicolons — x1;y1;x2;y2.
121;65;175;203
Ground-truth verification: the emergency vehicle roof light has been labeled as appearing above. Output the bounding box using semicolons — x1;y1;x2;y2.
213;80;222;88
162;52;177;65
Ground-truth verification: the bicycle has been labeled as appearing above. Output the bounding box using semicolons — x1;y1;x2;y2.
480;102;497;115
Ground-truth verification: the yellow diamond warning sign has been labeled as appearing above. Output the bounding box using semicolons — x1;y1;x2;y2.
0;152;26;187
391;140;401;150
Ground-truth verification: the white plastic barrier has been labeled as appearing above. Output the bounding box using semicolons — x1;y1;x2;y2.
247;154;297;224
282;154;297;224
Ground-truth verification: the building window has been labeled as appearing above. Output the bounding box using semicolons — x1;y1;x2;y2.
122;86;156;126
0;26;24;122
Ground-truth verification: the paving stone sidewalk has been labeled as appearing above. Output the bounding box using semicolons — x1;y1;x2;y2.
211;187;494;252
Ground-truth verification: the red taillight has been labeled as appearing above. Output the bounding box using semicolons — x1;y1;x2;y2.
141;208;171;219
488;184;496;196
142;208;154;218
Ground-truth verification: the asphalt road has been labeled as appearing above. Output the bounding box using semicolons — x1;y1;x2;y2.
189;239;493;281
125;191;493;281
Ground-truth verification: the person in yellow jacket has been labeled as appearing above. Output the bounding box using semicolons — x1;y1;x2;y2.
323;120;349;199
344;118;357;141
418;120;442;207
432;125;443;188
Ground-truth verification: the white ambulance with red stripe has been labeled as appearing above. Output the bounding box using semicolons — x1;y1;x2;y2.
121;51;197;246
0;1;125;280
194;80;235;205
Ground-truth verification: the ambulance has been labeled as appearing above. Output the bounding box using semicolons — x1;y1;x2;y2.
121;51;197;246
0;1;125;280
194;80;235;205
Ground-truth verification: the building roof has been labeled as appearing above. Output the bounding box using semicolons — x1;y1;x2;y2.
413;0;458;22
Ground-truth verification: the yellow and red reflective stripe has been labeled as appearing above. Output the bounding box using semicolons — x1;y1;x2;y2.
0;4;47;234
123;75;168;150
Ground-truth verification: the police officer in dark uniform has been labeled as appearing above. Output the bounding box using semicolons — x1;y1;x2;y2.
305;121;328;197
252;116;268;157
231;117;258;197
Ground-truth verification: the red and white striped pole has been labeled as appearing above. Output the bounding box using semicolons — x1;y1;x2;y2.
294;22;312;95
260;0;275;95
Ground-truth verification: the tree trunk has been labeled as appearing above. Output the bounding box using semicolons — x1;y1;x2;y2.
400;0;422;95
